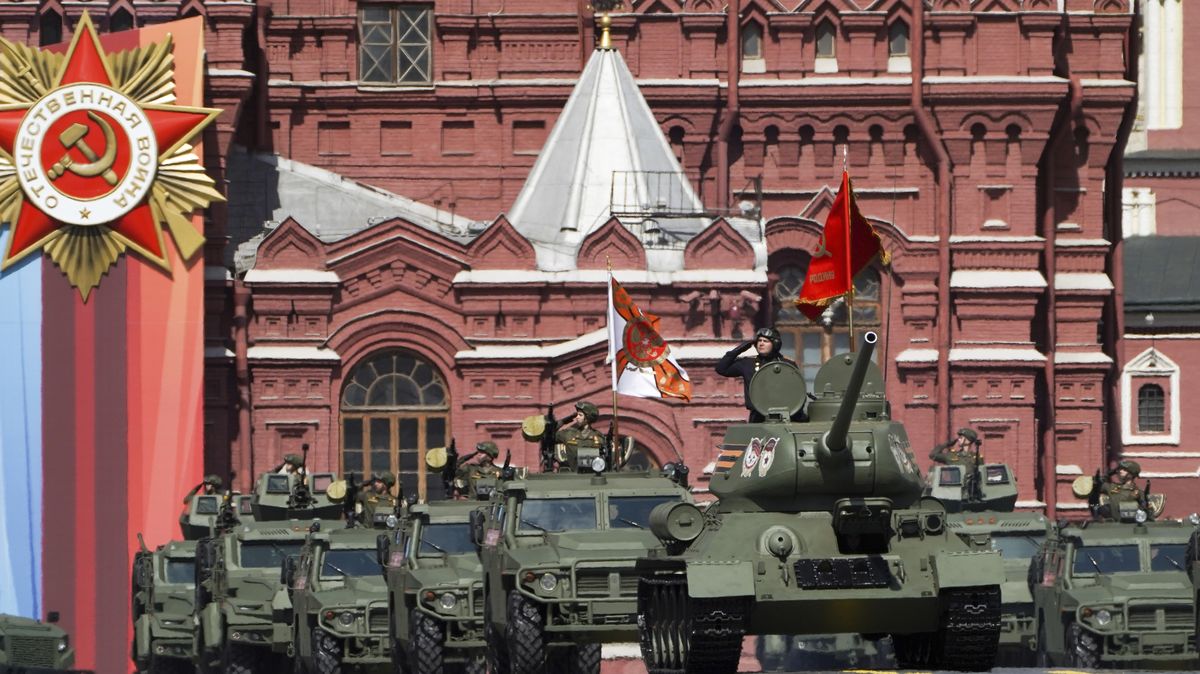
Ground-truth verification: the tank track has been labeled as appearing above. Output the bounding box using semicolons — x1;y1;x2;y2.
638;574;747;674
939;585;1002;671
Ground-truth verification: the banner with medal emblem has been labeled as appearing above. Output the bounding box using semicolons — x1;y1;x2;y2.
606;274;692;401
0;15;216;673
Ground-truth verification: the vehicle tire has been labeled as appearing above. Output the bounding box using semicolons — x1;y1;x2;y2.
505;590;546;674
222;643;266;674
312;625;343;674
461;654;488;674
563;642;601;674
485;593;511;674
411;608;445;674
1067;622;1100;669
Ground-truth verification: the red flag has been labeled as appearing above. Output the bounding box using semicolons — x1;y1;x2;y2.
795;171;889;321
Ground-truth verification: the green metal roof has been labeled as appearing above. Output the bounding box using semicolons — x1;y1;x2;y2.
1124;236;1200;327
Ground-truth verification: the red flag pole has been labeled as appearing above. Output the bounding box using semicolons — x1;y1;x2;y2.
842;153;855;351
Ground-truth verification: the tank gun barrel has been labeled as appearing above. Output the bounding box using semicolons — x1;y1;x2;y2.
822;331;878;456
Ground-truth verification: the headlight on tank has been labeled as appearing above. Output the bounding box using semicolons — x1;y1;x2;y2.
439;592;458;610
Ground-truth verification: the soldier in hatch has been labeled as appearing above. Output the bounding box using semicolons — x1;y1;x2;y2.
357;472;399;523
1101;460;1144;503
555;401;605;469
275;453;306;475
929;428;983;473
181;474;223;504
715;327;802;422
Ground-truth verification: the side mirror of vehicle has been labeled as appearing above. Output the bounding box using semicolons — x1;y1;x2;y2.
469;510;486;547
376;534;389;568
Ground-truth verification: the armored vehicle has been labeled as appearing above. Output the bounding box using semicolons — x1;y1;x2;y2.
132;540;198;673
284;525;392;673
384;500;487;674
180;492;255;540
636;332;1005;673
1030;518;1198;668
194;470;344;674
477;456;692;674
931;462;1049;664
0;613;79;673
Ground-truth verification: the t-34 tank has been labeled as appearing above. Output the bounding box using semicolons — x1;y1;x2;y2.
636;331;1005;673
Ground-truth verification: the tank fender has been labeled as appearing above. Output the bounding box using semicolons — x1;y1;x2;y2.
201;602;223;650
133;614;152;658
686;560;755;598
931;551;1004;589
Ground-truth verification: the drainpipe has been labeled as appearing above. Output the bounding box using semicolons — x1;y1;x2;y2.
910;2;954;444
234;283;253;491
716;0;740;211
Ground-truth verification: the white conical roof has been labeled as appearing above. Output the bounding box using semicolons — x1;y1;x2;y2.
507;48;706;270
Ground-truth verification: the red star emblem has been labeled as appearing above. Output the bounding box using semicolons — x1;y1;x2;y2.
0;13;218;292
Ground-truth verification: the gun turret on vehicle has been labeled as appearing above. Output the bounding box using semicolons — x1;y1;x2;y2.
637;332;1006;673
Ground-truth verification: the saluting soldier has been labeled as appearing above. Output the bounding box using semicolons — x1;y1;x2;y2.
181;475;223;504
555;401;605;467
929;428;982;474
1102;460;1144;503
715;327;801;422
459;441;502;482
357;472;399;523
275;453;305;475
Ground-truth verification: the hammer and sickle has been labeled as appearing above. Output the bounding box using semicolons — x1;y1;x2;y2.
812;233;832;259
48;111;119;186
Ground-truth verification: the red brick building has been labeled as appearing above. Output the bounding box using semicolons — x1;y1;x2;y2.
7;1;1149;514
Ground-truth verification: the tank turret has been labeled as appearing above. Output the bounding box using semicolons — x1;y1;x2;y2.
710;331;925;512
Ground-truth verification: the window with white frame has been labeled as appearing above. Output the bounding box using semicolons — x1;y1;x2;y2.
1121;347;1180;445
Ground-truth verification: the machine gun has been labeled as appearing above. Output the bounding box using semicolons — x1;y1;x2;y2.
341;471;361;527
214;489;241;532
440;438;460;495
539;404;560;472
968;438;984;503
601;424;616;471
287;443;315;511
500;450;516;481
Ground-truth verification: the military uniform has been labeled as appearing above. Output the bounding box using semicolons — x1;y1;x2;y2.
555;402;605;470
455;441;503;498
929;428;982;475
181;474;223;504
357;472;399;523
1102;460;1144;504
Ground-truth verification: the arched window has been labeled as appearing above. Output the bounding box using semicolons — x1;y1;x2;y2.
341;351;449;500
1137;384;1165;433
109;7;134;32
742;22;763;60
773;261;883;391
815;20;836;58
39;10;62;47
888;21;909;57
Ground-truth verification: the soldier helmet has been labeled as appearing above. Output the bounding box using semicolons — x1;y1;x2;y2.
755;327;782;353
283;453;303;465
476;441;500;458
956;428;979;444
1117;460;1141;477
203;474;223;487
575;401;600;423
378;472;397;487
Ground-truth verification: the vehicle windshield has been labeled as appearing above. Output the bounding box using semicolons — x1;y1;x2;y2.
608;495;679;529
1150;544;1188;572
518;498;597;533
239;541;304;568
418;523;476;556
165;559;195;584
1072;544;1140;575
990;534;1044;560
320;549;380;577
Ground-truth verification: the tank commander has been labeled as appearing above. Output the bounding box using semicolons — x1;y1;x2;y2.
181;474;223;504
555;401;606;470
356;472;399;522
929;428;983;500
275;453;306;475
715;327;803;422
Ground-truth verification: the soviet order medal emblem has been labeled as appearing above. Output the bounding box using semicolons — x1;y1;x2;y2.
0;13;222;298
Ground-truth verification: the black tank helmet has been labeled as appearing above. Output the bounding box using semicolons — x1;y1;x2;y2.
755;327;782;354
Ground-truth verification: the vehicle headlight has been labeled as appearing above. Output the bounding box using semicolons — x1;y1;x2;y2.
386;514;398;529
338;611;356;627
57;637;69;653
1135;509;1148;523
1095;609;1112;626
591;456;606;473
439;592;458;610
539;572;559;592
1188;513;1200;526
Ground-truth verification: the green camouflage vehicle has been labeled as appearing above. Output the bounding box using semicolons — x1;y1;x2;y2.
931;462;1049;664
283;524;391;673
476;454;692;674
1030;517;1199;668
637;332;1005;673
383;500;487;674
0;613;79;673
132;540;198;673
194;470;344;674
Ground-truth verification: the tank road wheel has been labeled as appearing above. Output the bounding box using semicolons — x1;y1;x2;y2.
312;625;344;674
410;608;445;674
222;643;267;674
505;590;546;674
638;573;746;674
891;632;934;669
1067;622;1101;669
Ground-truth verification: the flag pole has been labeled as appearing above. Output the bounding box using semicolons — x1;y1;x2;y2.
607;256;620;466
843;146;855;351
